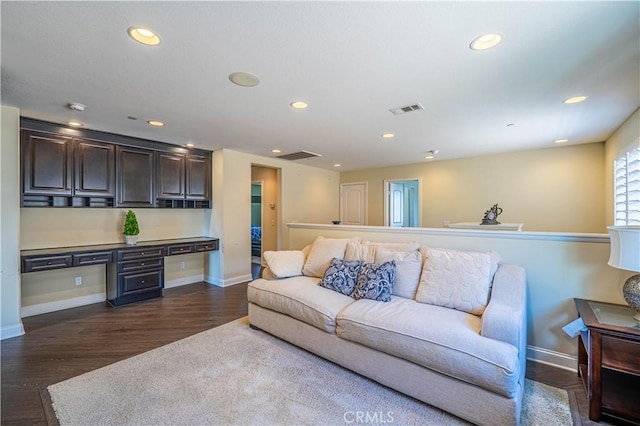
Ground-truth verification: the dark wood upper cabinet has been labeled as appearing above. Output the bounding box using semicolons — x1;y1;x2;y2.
22;130;73;196
20;118;212;208
157;153;186;199
116;146;155;208
74;139;115;197
186;155;211;200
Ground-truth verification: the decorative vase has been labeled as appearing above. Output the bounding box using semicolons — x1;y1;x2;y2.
125;235;138;246
622;274;640;323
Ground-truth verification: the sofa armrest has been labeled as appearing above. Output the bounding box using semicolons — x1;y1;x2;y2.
481;264;527;349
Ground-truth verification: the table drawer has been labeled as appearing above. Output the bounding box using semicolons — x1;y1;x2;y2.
602;334;640;373
117;247;164;261
167;243;194;256
195;240;218;252
118;258;164;273
23;255;73;272
120;269;163;295
73;251;113;266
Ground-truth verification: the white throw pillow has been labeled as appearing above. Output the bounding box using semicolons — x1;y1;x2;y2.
344;241;376;263
302;237;350;278
263;250;305;279
415;247;494;315
374;247;423;299
363;241;421;252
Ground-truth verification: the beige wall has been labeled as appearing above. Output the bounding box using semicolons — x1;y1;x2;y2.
341;143;606;233
252;166;278;254
604;108;640;226
206;149;340;285
1;106;23;338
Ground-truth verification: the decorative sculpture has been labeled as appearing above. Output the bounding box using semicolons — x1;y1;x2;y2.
481;204;502;225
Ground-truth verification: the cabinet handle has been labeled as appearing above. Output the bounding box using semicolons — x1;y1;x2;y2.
92;257;96;260
141;280;145;284
141;262;145;266
141;252;145;255
47;262;52;265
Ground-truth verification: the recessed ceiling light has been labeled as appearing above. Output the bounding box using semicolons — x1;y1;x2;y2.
67;102;86;112
381;133;395;139
470;33;502;50
333;163;341;168
228;72;260;87
68;121;83;127
555;139;569;144
290;101;308;109
271;149;282;153
425;150;439;160
185;143;195;147
128;27;161;46
147;120;164;127
564;95;588;104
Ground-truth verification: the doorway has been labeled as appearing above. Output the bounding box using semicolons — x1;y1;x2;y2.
251;166;279;279
384;178;421;227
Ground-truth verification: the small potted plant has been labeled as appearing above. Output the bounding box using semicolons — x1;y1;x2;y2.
123;210;140;245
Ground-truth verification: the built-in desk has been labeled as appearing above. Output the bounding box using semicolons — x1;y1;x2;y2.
21;237;219;306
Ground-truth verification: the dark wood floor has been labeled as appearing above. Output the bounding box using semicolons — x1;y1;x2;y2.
0;280;620;425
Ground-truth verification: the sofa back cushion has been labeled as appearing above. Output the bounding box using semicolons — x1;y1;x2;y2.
302;236;351;278
374;247;422;299
344;241;376;263
415;247;498;315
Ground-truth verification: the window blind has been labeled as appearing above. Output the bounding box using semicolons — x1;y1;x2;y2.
614;146;640;225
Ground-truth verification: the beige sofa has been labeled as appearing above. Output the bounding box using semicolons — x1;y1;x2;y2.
247;237;527;425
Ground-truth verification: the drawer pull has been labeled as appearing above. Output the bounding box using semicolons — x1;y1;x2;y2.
141;252;145;255
47;262;52;265
141;262;145;266
141;280;145;284
92;257;96;260
180;248;184;251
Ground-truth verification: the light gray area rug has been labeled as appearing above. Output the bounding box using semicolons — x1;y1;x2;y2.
49;318;572;425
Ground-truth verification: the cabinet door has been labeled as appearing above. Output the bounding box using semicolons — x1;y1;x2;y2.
74;139;115;197
22;130;73;195
186;155;211;200
116;146;155;207
157;152;186;199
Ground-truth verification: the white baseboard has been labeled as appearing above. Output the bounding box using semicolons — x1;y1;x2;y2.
21;293;106;318
527;345;577;372
1;322;25;340
205;273;253;287
164;274;205;289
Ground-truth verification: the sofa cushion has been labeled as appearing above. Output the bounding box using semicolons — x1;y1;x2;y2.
263;250;305;278
247;276;354;333
336;297;520;397
302;237;350;278
353;261;396;302
318;258;364;296
344;241;376;263
374;247;422;299
415;248;493;315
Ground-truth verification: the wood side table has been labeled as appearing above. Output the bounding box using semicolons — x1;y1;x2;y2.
574;298;640;424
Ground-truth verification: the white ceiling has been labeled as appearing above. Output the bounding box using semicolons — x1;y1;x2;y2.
2;1;638;171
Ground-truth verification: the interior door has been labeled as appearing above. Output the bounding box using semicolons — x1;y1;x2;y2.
389;182;405;227
340;183;367;225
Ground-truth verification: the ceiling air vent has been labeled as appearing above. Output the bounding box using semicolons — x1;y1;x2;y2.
389;103;424;115
276;150;322;161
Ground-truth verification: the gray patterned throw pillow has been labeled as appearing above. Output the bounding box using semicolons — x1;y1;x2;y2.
318;258;364;296
353;261;396;302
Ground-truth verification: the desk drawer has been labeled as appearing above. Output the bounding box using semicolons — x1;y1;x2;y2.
120;269;163;295
117;247;164;261
602;335;640;373
73;251;113;266
23;255;73;272
195;240;218;252
167;243;194;256
118;258;164;273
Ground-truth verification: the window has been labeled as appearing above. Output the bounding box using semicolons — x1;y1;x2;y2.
614;146;640;225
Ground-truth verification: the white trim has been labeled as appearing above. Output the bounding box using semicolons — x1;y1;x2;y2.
286;223;609;243
383;177;422;227
164;274;205;289
527;345;577;372
1;322;25;340
21;293;106;318
205;273;253;287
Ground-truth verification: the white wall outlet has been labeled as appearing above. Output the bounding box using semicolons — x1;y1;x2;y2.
75;276;82;286
443;220;450;227
179;261;186;270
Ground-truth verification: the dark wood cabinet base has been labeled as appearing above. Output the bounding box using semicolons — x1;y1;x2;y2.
107;288;163;307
